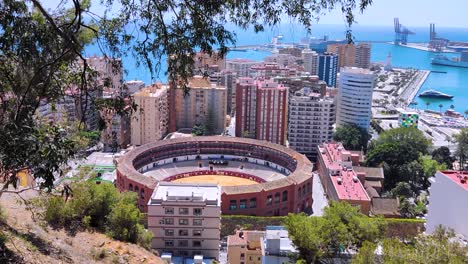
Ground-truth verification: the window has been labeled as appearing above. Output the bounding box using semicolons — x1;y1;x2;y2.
193;208;202;216
229;200;237;210
193;230;202;236
274;193;280;203
179;208;189;215
165;208;174;214
140;189;145;199
179;218;189;225
307;182;311;193
282;190;288;202
193;219;203;226
179;229;188;236
178;240;188;247
298;187;302;197
249;198;257;208
239;199;247;209
128;184;133;191
165;229;174;236
193;241;202;247
165;240;174;247
164;218;174;225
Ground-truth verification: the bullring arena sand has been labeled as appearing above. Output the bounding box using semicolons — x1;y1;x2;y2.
172;175;258;186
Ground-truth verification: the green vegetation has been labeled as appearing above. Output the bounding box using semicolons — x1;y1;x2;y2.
352;226;468;264
284;202;386;263
453;128;468;171
192;123;207;136
333;123;371;151
34;182;151;249
432;146;455;169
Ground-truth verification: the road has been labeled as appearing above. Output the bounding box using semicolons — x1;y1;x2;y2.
311;173;328;216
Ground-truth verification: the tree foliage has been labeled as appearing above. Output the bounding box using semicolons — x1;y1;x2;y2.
352;226;468;264
35;182;151;247
284;202;386;263
333;123;371;151
432;146;455;169
0;0;374;190
453;128;468;171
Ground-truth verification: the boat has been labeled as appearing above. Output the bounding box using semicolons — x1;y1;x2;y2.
431;54;468;68
418;89;454;99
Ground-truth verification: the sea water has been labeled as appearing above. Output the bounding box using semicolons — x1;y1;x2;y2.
84;24;468;113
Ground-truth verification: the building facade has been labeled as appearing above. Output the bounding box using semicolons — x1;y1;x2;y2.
236;79;289;145
131;84;169;146
148;183;221;259
316;143;372;214
226;59;260;77
301;49;318;75
273;75;327;95
327;43;371;69
169;76;227;134
210;70;237;116
227;231;265;264
426;171;468;239
289;88;336;160
336;67;375;131
317;53;338;87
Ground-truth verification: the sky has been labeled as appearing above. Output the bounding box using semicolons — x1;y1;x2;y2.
42;0;468;28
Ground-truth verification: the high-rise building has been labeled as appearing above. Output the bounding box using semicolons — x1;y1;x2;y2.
193;51;226;75
355;43;371;69
264;53;298;68
210;70;237;116
249;63;297;79
131;83;169;146
301;49;318;75
289;88;336;160
148;183;221;259
169;76;227;134
327;43;371;70
336;67;375;131
256;81;289;145
124;80;145;95
226;58;260;77
317;53;338;87
273;75;326;95
278;47;303;57
235;79;288;145
235;78;257;138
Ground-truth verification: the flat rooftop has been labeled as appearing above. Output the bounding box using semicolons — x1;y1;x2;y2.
318;143;370;202
149;182;221;206
438;171;468;191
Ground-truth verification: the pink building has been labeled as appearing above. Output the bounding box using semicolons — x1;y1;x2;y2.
235;78;289;145
316;143;371;214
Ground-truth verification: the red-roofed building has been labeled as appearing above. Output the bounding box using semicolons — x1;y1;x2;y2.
316;143;371;214
426;171;468;239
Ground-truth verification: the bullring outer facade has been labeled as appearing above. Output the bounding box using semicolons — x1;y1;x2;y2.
116;136;313;216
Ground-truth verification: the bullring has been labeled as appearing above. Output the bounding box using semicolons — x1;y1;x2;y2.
116;136;313;216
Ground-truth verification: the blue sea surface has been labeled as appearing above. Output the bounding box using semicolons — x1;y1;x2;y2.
84;24;468;113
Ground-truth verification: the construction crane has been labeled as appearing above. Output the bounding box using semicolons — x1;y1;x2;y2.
428;23;449;52
394;18;414;45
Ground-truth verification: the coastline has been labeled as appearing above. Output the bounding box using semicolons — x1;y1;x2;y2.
400;70;431;105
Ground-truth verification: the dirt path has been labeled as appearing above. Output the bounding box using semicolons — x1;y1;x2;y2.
0;189;163;264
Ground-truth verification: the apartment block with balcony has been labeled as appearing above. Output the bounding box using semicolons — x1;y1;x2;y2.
227;230;265;264
289;88;336;161
148;183;221;260
131;83;169;146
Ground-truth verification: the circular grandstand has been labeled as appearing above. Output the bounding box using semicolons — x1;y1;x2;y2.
116;136;313;216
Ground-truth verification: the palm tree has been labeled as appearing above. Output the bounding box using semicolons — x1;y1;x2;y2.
465;110;468;119
439;104;443;113
426;102;430;110
450;104;455;110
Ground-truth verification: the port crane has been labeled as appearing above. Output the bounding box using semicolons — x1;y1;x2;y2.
429;23;449;52
394;18;414;45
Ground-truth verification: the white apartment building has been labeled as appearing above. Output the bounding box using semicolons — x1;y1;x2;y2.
301;49;318;75
426;171;468;239
148;183;221;259
336;67;375;131
226;59;260;77
288;88;336;160
131;84;168;146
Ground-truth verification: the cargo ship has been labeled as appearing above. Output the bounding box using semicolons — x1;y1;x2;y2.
431;51;468;68
418;89;454;99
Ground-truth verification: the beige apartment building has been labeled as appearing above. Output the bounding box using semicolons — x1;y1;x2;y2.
169;76;227;134
327;43;371;69
131;84;169;146
147;183;221;259
227;230;265;264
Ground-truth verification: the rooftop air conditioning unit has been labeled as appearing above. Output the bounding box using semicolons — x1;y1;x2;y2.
194;255;203;264
337;177;343;185
352;176;359;183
